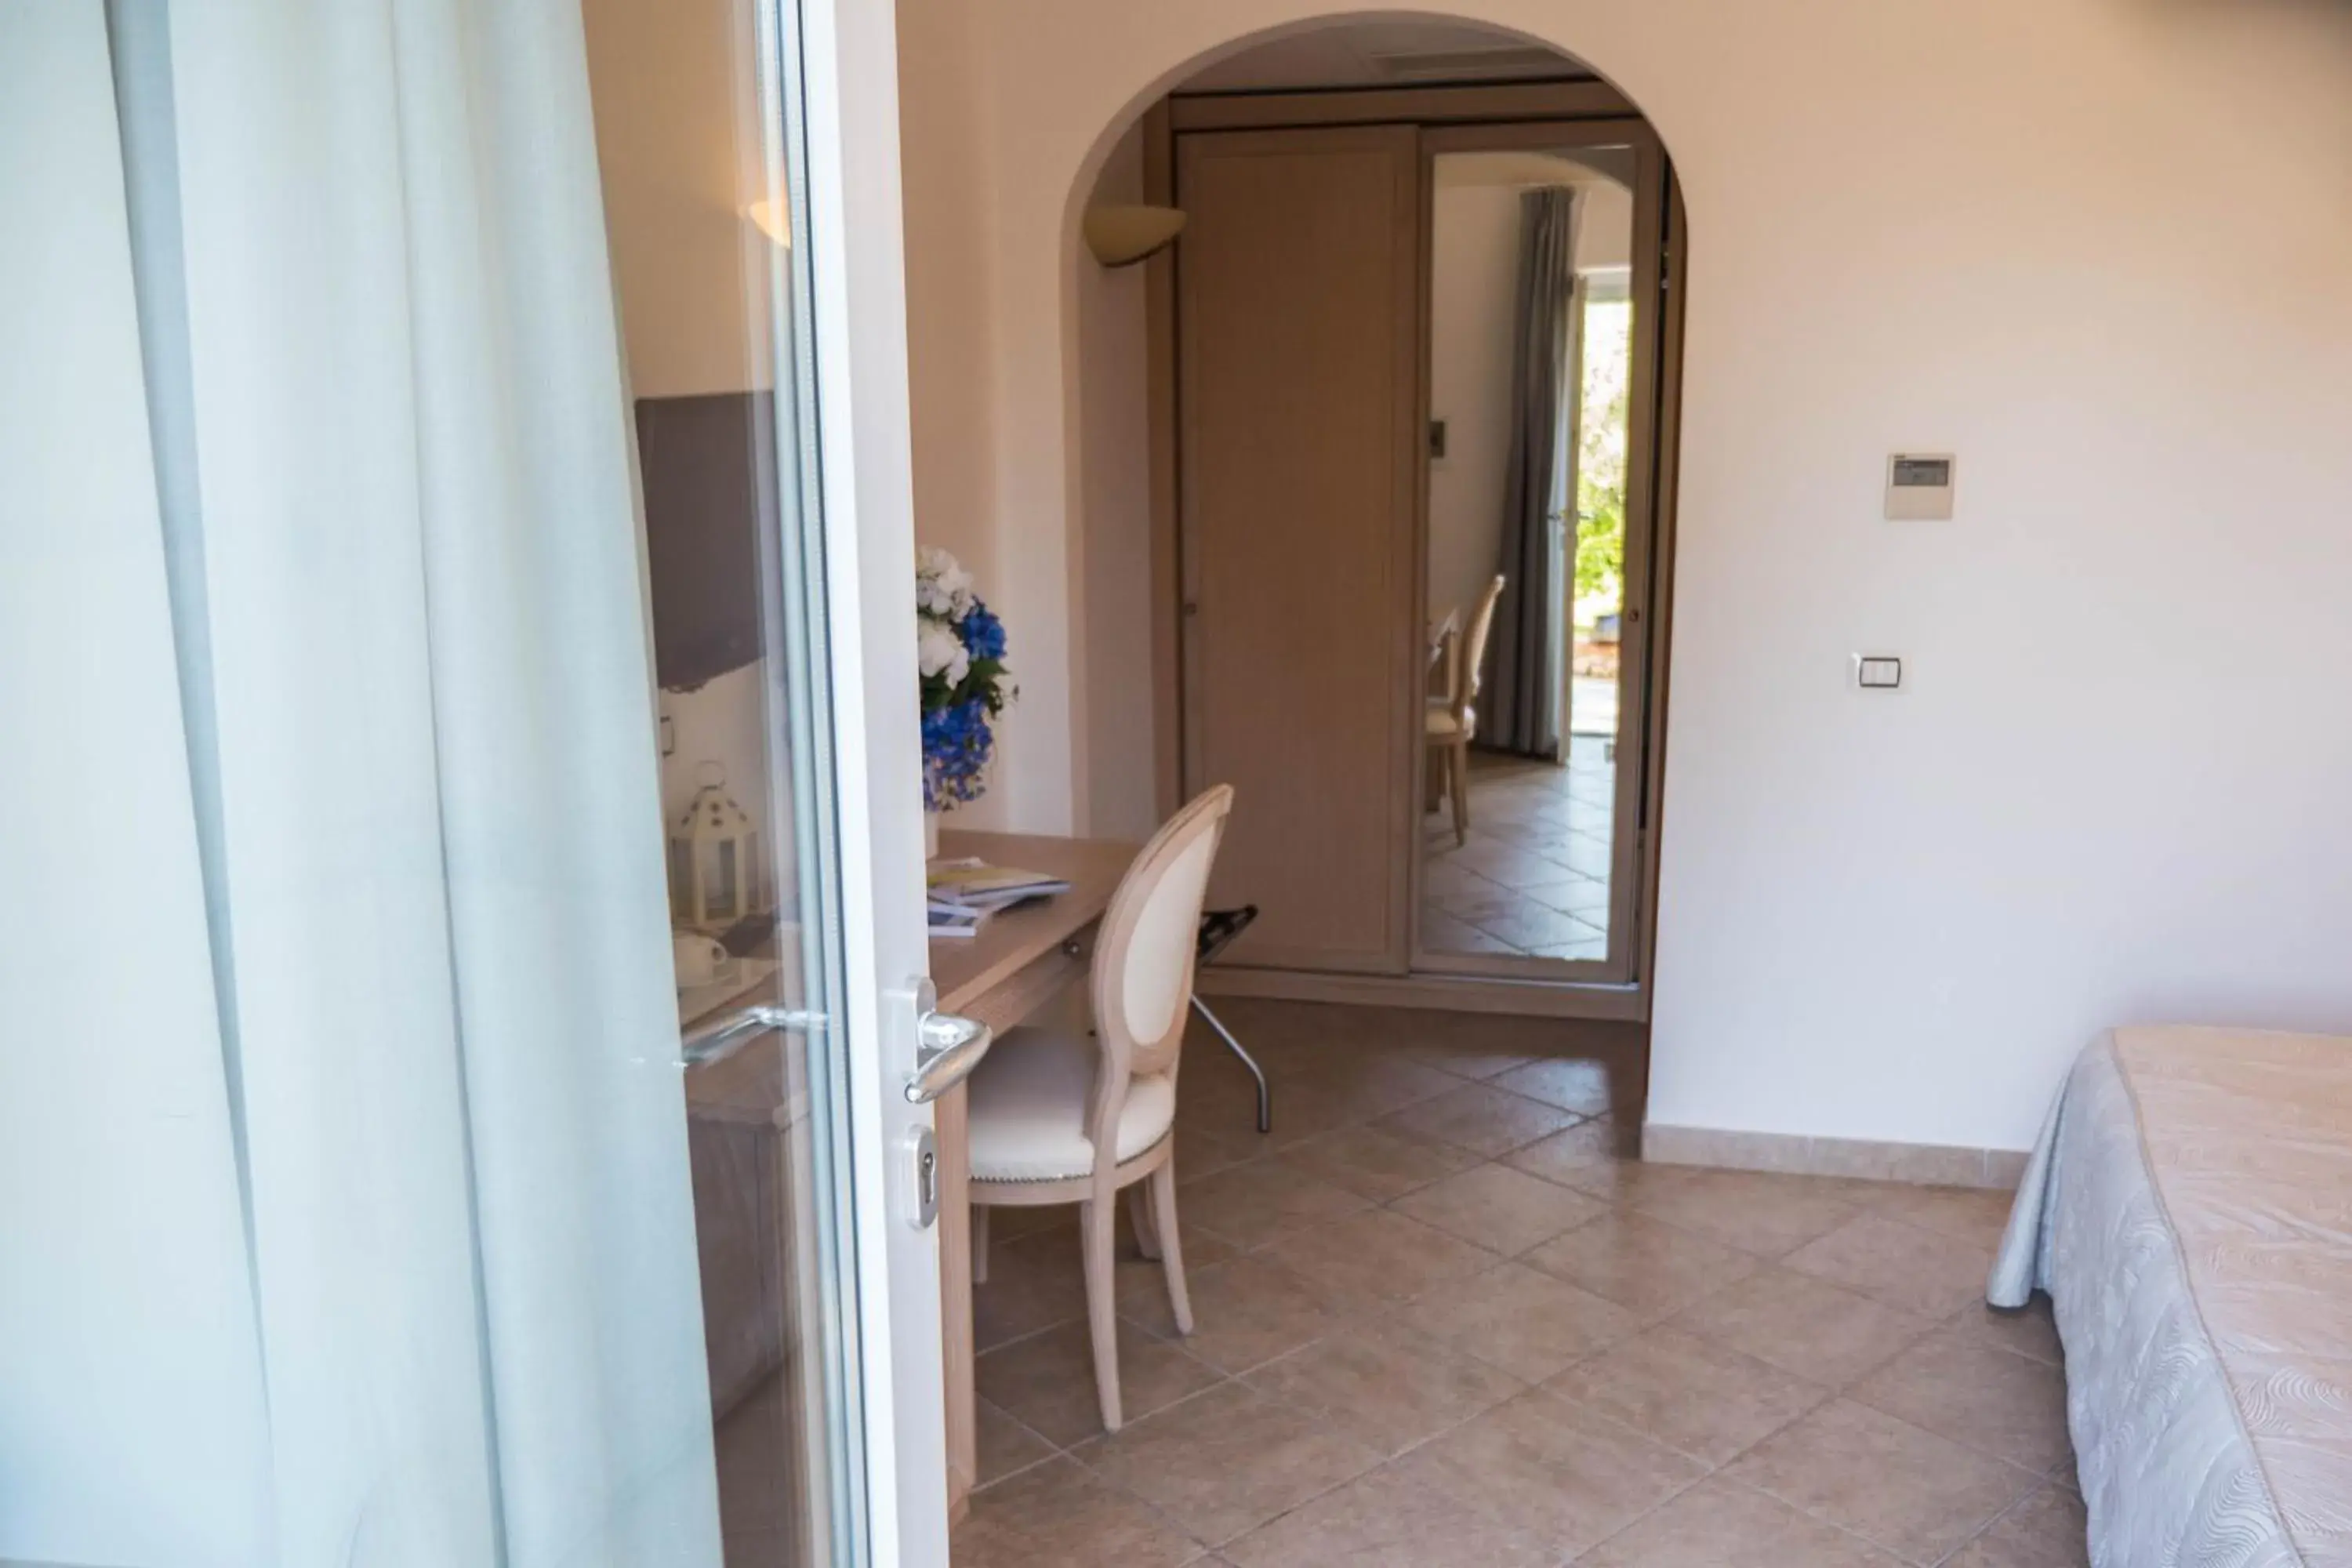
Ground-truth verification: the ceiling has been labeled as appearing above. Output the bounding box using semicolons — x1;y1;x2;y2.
1177;20;1591;93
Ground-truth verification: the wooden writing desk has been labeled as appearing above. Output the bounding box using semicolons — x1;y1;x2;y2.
930;829;1137;1521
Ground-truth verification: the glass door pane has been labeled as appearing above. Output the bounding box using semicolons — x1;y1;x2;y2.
585;0;924;1560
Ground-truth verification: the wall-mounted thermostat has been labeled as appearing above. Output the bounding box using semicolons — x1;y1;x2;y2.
1885;452;1955;520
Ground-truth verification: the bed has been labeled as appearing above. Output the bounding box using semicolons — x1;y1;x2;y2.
1990;1025;2352;1566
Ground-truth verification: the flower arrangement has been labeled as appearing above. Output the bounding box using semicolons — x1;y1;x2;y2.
916;546;1013;811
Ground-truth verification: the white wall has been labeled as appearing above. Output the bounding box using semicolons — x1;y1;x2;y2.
1428;181;1523;628
1075;125;1162;839
582;0;773;400
894;0;2352;1154
896;0;1042;829
1574;178;1631;274
898;0;1001;583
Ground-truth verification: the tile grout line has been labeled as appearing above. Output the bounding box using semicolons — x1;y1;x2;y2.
1598;1471;1905;1568
1924;1479;2057;1568
1730;1397;2053;1567
1054;1372;1384;1558
964;1395;1065;1497
1058;1433;1236;1561
1195;1371;1619;1563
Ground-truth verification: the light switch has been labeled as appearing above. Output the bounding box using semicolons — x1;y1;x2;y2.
1855;655;1904;690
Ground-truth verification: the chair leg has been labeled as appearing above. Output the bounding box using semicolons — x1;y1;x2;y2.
970;1203;989;1285
1191;996;1271;1134
1127;1182;1162;1261
1449;740;1470;847
1151;1163;1192;1336
1425;742;1444;814
1080;1196;1123;1432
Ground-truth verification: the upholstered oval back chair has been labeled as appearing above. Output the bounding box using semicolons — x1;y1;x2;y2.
964;784;1236;1431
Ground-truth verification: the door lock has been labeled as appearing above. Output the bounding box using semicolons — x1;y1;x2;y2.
906;1125;940;1229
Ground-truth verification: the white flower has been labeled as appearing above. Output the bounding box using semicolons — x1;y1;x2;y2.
916;545;976;620
918;621;970;685
941;568;975;620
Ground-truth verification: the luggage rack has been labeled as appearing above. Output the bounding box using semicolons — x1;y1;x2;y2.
1194;906;1270;1134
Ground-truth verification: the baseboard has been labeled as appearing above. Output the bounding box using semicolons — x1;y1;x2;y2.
1643;1123;2028;1190
1196;964;1647;1022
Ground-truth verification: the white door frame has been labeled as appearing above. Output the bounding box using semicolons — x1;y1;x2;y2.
792;0;948;1558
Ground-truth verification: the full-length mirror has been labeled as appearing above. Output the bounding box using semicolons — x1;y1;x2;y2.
1418;140;1649;980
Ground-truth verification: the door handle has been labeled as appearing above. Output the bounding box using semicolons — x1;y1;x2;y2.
679;1003;822;1067
905;978;993;1103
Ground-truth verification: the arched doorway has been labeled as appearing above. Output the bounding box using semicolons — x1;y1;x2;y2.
1067;17;1686;1014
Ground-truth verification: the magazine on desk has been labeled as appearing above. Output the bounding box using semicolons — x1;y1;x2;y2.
926;858;1072;938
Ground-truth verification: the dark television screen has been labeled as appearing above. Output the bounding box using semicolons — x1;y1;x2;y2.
634;391;774;690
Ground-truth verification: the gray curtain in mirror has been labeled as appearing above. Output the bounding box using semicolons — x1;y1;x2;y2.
1479;187;1578;757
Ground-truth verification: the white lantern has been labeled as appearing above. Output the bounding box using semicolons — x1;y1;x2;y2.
670;764;765;931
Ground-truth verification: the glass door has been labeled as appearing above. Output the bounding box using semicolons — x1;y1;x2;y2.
2;2;941;1563
590;0;946;1559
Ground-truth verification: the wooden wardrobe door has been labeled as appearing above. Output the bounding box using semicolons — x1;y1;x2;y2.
1177;125;1421;974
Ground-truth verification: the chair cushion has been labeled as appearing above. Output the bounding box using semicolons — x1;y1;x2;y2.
1425;706;1471;739
966;1026;1176;1183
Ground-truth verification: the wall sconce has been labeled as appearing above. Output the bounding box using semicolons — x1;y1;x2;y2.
1083;204;1185;268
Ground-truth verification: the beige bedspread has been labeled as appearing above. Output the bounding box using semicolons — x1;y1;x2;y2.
1991;1026;2352;1565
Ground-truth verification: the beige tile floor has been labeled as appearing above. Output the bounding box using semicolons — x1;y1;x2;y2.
955;999;2078;1568
1423;746;1617;963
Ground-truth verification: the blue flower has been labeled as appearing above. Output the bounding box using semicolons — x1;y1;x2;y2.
960;601;1007;662
921;696;996;808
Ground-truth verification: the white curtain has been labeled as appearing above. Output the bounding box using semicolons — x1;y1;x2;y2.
1;5;721;1565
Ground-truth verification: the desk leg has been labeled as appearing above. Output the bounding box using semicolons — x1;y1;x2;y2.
937;1080;976;1525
